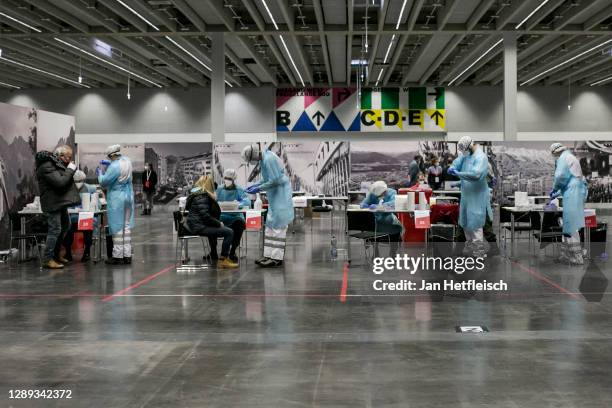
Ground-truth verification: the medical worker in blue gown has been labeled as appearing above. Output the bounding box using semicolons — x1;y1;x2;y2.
242;144;294;268
448;136;492;257
549;143;588;265
215;168;251;262
97;144;135;265
360;180;403;257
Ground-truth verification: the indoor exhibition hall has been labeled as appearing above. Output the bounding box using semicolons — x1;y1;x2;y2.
1;0;612;407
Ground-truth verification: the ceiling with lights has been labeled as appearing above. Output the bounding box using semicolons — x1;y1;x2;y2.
0;0;611;90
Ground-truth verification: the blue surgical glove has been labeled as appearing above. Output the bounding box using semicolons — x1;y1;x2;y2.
448;167;458;176
360;202;369;209
549;189;561;199
100;159;111;167
368;204;378;210
246;183;261;194
95;166;104;176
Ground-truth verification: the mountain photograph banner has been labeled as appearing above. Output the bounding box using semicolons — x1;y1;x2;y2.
276;87;445;132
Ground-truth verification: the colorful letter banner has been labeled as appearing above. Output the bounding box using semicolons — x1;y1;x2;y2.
276;87;445;132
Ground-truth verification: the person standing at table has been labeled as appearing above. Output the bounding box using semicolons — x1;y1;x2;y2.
216;168;250;262
408;155;423;187
241;144;294;268
448;136;491;257
35;145;79;269
141;162;157;215
427;157;443;190
360;180;403;257
97;144;135;265
549;143;588;265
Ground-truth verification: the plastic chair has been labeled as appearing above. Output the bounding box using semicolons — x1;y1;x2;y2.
172;211;212;265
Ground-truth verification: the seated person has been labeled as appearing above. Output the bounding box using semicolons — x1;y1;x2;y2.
215;169;250;262
185;175;238;269
360;180;403;256
63;170;99;262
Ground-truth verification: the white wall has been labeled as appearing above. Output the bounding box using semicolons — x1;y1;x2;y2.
1;85;612;142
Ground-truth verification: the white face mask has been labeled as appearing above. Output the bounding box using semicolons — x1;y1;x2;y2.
75;182;84;189
224;179;234;188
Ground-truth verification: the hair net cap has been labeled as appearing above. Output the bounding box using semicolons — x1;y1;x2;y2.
241;144;260;163
550;142;566;154
73;170;86;182
106;144;121;157
457;136;473;153
370;180;387;196
223;168;238;180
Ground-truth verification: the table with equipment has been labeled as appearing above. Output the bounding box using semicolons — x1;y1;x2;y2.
346;208;430;263
502;205;593;259
67;209;106;263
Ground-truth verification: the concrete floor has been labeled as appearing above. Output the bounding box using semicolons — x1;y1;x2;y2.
1;211;611;407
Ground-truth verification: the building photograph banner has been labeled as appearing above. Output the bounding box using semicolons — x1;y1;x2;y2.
276;87;445;132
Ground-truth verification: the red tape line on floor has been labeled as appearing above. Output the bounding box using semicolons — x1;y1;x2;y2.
102;264;176;302
340;262;349;303
512;260;583;301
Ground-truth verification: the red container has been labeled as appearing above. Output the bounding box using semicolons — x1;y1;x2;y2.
397;185;433;242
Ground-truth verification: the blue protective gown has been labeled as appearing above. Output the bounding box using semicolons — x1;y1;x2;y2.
452;147;492;233
98;156;135;235
553;150;588;235
215;185;250;225
259;150;294;229
361;189;403;234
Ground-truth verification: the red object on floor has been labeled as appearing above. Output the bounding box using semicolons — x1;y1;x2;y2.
397;185;433;242
71;232;84;251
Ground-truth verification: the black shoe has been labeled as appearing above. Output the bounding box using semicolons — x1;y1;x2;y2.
123;257;132;264
105;257;124;265
255;257;268;266
81;252;91;262
64;252;73;262
259;258;283;268
229;254;239;262
204;254;219;263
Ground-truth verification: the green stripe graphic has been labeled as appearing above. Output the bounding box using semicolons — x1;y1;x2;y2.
435;87;445;109
409;87;426;109
360;89;372;109
381;88;399;109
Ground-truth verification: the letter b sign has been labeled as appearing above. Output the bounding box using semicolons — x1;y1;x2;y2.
277;111;291;127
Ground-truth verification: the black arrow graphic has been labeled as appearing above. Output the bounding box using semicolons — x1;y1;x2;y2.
428;88;443;101
312;111;325;126
430;110;443;125
338;88;351;102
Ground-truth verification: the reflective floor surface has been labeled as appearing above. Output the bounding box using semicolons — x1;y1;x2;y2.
1;211;611;407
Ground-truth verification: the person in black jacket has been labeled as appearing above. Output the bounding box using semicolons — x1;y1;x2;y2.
185;175;238;269
35;146;79;269
141;162;157;215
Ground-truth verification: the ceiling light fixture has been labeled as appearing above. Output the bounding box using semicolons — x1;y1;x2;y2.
280;35;305;86
115;0;160;31
448;38;503;86
515;0;550;29
590;74;612;86
0;11;42;32
396;0;408;29
0;80;20;89
383;34;396;64
260;0;279;30
54;37;162;87
521;38;612;86
78;56;82;83
259;0;304;87
375;68;384;86
0;56;89;87
164;36;211;71
225;80;233;87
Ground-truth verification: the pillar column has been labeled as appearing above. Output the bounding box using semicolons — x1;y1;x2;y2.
503;32;517;141
211;32;225;145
